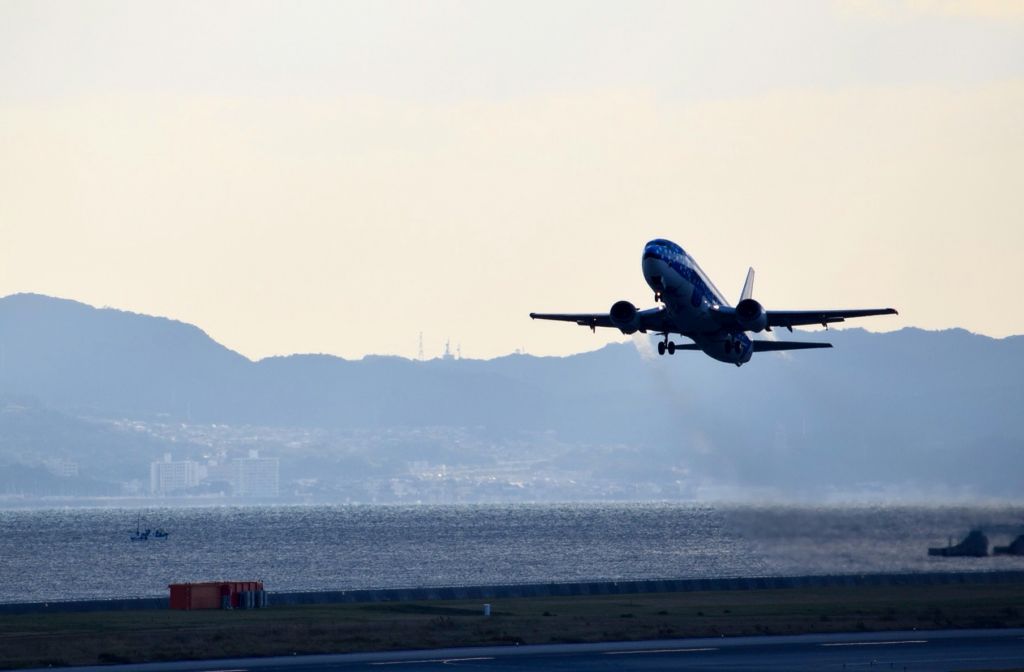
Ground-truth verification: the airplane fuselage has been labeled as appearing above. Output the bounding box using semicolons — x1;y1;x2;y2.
641;239;753;365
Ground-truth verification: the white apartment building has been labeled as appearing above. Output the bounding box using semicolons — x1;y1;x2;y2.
149;454;201;495
231;450;279;497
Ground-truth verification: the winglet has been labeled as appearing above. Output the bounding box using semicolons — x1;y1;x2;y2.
740;267;755;302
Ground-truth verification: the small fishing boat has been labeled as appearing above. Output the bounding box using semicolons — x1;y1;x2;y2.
130;516;169;541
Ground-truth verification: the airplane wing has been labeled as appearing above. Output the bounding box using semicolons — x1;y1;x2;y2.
529;307;671;333
711;306;897;331
766;308;897;330
528;312;615;329
751;340;832;352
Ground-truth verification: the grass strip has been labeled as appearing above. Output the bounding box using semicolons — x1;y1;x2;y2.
1;582;1023;668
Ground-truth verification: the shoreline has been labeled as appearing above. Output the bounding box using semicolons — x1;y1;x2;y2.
3;569;1024;614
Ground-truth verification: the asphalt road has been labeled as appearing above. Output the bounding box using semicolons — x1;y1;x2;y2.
34;629;1024;672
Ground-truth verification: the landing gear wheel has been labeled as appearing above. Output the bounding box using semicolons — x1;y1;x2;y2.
657;341;666;356
667;342;676;355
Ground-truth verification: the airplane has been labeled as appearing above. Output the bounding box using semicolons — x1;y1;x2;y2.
530;238;897;366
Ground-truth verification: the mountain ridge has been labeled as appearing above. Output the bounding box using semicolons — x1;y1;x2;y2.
1;292;1021;499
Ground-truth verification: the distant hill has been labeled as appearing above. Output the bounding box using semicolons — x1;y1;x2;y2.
1;292;1022;498
0;293;249;421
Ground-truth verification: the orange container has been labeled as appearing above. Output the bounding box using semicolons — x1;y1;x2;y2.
168;581;264;610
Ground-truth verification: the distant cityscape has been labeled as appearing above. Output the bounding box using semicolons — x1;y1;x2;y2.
0;410;697;504
149;450;279;498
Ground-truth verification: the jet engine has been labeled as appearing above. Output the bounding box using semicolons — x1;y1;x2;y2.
735;298;767;332
609;300;641;334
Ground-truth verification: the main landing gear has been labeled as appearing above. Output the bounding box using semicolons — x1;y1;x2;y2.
657;335;676;356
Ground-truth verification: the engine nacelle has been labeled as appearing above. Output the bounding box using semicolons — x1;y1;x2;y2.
736;298;767;332
609;300;641;334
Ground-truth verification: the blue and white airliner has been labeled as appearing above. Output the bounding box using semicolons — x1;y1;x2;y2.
530;239;897;366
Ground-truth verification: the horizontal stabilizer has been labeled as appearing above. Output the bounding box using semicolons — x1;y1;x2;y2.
752;340;832;352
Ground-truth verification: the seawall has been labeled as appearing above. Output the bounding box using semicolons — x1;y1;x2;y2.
3;570;1023;615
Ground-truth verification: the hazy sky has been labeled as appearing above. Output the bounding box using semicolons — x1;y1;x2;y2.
2;1;1023;360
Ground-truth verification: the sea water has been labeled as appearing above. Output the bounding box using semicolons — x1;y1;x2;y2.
0;503;1022;603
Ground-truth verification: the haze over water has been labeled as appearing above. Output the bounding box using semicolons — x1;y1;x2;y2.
2;503;1022;603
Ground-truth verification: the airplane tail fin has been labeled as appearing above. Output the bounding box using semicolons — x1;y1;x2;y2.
739;267;755;303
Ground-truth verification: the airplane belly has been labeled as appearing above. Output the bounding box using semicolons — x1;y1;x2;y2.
695;332;753;366
644;258;692;304
644;257;720;332
668;301;720;333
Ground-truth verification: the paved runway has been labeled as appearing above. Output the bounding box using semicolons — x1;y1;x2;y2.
38;629;1024;672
